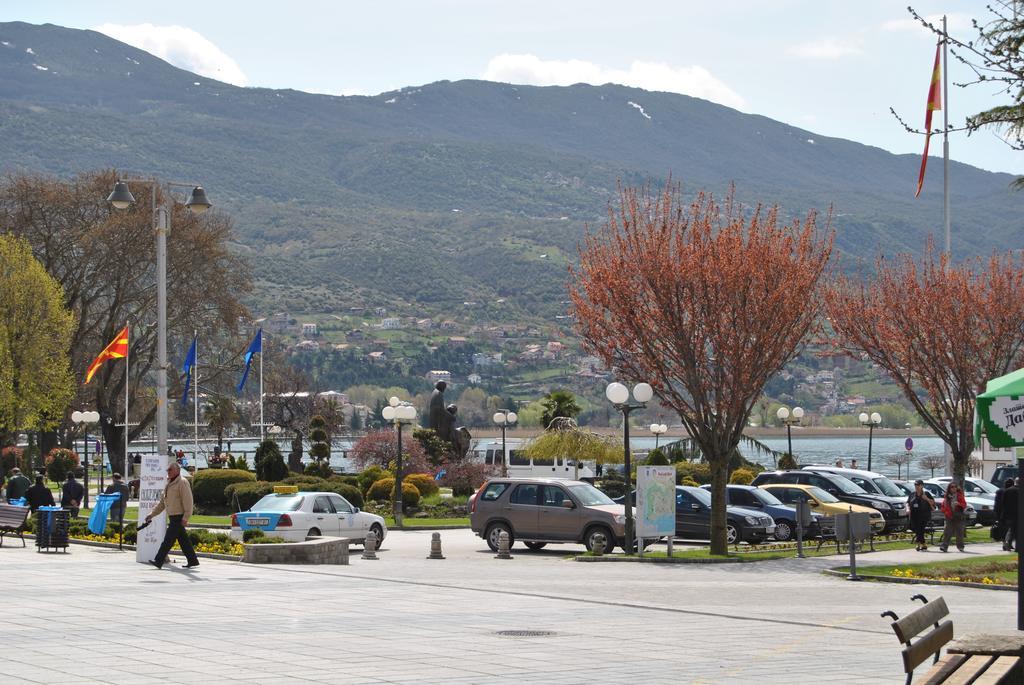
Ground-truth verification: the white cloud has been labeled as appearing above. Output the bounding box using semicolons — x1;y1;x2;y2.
482;53;745;109
882;13;972;34
787;38;862;60
94;23;247;86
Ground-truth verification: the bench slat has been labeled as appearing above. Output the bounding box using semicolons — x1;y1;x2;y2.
943;655;997;685
894;597;951;643
971;656;1021;685
919;653;968;685
905;621;955;673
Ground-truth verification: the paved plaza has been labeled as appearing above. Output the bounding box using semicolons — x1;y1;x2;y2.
3;530;1017;684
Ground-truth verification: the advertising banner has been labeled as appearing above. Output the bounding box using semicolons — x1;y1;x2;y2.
135;451;168;563
636;466;676;538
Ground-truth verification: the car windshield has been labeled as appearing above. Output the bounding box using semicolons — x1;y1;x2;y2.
251;494;304;512
872;477;905;498
970;479;999;494
808;486;840;503
568;484;615;506
752;489;783;506
686;488;712;507
829;474;869;495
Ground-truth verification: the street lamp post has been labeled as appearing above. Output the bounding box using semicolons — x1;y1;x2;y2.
492;410;518;478
606;381;654;554
649;422;668;451
859;411;882;471
776;406;804;462
107;179;211;460
70;411;100;508
382;397;417;527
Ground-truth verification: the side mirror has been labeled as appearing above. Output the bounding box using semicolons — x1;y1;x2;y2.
353;507;360;513
562;500;575;509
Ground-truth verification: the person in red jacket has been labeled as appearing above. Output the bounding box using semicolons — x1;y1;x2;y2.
939;481;967;553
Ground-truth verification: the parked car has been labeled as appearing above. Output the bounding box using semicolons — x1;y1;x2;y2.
699;484;824;541
892;480;977;527
922;479;992;525
804;466;909;502
470;477;629;552
230;490;386;545
751;469;908;532
674;486;775;544
991;465;1019;488
758;483;886;532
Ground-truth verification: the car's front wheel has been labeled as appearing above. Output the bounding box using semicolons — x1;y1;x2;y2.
369;523;384;546
585;526;615;553
486;522;514;552
726;522;739;545
773;520;794;542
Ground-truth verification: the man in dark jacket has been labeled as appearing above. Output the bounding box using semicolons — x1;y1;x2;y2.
5;468;31;502
103;472;130;523
61;473;85;518
25;476;55;512
1002;478;1019;552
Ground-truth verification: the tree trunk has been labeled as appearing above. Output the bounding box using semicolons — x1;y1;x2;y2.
709;453;729;555
39;430;58;472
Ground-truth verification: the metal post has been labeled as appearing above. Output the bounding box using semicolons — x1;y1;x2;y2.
82;431;89;510
867;424;874;472
155;189;169;460
847;507;861;581
795;500;806;559
393;421;404;527
942;14;951;258
786;423;793;461
500;422;508;478
1017;455;1023;630
622;406;634;554
99;437;105;495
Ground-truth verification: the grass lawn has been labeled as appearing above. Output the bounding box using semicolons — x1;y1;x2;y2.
840;554;1017;586
75;508;232;526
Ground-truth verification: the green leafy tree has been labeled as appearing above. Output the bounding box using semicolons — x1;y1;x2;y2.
540;389;581;430
0;235;75;444
254;440;288;482
204;397;237;456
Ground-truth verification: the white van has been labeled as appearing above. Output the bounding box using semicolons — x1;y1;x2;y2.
474;439;596;480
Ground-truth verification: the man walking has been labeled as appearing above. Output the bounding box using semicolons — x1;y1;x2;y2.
145;463;199;569
1002;478;1019;552
5;468;31;502
60;472;85;518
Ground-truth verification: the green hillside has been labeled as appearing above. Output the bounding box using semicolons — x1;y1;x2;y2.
1;20;1021;323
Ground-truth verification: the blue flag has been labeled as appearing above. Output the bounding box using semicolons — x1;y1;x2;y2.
180;335;197;406
237;328;262;394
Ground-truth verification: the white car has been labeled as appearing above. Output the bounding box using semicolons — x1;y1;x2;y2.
230;490;386;546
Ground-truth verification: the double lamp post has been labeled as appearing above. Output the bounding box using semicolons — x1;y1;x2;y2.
493;410;518;477
606;380;654;554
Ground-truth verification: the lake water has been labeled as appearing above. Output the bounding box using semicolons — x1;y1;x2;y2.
78;434;950;480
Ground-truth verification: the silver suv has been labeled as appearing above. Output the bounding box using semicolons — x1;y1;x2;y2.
469;478;628;552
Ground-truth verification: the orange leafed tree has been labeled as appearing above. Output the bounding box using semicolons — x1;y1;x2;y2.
570;182;833;554
826;247;1024;482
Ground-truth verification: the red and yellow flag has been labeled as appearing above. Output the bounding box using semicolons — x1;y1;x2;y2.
85;325;129;384
915;42;943;198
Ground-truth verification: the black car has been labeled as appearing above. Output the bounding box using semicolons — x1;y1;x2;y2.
700;483;825;541
617;486;776;544
992;465;1019;488
750;470;909;533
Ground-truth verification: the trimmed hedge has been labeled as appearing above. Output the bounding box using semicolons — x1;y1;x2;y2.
367;477;420;507
192;469;256;506
304;461;334;479
357;465;390;495
225;480;275;510
282;475;325;486
729;468;755;485
675;461;711;485
404;473;439;497
279;476;366;509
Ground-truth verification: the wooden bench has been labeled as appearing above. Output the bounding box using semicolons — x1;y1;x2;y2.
882;594;1021;684
0;503;30;547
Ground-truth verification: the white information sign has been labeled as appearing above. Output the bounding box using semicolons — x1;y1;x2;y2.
135;452;168;563
636;466;676;538
992;396;1024;442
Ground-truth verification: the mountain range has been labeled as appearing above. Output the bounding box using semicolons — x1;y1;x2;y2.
1;20;1021;323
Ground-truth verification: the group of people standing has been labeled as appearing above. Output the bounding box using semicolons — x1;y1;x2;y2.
907;477;1020;553
5;467;130;521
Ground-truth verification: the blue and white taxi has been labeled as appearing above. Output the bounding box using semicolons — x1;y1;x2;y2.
230;487;387;546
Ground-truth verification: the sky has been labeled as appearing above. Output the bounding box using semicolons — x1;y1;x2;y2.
3;0;1021;175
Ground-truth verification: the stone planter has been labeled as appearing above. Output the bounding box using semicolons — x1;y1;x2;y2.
243;536;350;565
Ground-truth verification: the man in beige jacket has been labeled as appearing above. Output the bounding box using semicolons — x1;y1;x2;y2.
145;462;200;569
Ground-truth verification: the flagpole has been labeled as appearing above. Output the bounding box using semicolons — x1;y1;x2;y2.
193;330;199;468
124;320;130;516
942;14;951;257
259;333;264;443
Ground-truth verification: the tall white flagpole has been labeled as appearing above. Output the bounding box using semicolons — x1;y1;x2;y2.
259;332;264;442
124;321;130;504
942;14;951;257
193;331;199;467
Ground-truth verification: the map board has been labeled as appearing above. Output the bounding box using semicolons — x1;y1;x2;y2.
636;466;676;538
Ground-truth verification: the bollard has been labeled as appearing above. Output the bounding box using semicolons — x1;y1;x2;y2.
495;531;513;559
795;500;806;559
362;530;379;560
427;532;446;559
591;532;606;557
